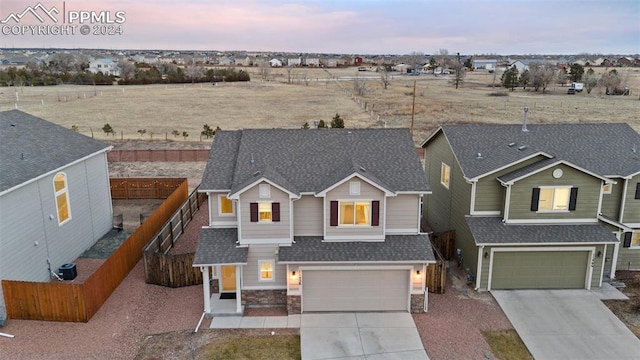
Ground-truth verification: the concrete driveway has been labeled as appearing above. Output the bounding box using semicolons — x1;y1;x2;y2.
300;312;429;360
493;290;640;360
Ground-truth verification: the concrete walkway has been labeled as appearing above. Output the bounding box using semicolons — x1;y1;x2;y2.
493;290;640;360
210;314;301;328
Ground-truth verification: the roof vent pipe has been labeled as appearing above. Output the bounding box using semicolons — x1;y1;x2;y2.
522;106;529;132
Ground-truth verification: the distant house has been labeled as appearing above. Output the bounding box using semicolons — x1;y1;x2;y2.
235;56;252;67
304;57;320;67
269;58;283;67
321;58;338;68
218;56;234;66
88;58;120;76
510;59;544;72
285;57;302;67
0;110;113;323
472;59;497;71
354;56;363;66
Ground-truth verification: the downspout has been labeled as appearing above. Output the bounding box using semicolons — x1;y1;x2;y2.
469;180;477;214
475;245;484;290
618;178;629;223
599;244;607;287
503;184;512;223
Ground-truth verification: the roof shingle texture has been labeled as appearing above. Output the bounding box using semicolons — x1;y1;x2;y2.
200;128;429;194
436;123;640;179
278;234;435;262
0;110;110;193
465;216;619;245
193;228;248;265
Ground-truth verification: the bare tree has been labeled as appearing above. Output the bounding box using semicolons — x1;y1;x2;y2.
583;68;597;94
353;75;367;96
118;59;136;81
379;66;390;89
286;63;295;84
437;49;450;71
450;52;465;89
528;62;555;93
258;60;271;81
404;51;425;74
300;72;310;86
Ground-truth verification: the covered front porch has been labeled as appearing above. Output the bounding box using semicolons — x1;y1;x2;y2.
193;228;248;316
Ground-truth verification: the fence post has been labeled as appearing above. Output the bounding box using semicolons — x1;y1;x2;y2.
169;220;174;249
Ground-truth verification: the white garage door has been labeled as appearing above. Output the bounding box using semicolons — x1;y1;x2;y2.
302;270;410;312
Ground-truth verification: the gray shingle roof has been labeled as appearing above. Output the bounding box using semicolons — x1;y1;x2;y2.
278;234;435;263
465;216;619;245
497;158;559;183
200;128;429;194
193;228;248;265
428;123;640;179
0;110;111;193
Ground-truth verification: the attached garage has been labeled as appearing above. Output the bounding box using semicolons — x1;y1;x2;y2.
490;250;591;290
302;269;410;312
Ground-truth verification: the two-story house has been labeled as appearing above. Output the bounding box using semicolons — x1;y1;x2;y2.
421;123;640;291
193;128;435;315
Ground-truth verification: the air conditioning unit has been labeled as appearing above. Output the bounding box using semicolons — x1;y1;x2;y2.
59;263;77;280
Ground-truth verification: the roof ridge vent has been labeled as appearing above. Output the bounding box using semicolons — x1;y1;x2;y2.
508;142;516;147
359;166;367;172
477;152;483;159
517;145;528;151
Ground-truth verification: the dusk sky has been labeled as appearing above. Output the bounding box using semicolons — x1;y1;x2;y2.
1;0;638;54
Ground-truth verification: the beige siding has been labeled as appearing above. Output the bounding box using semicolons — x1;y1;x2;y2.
508;164;601;220
239;181;290;242
324;177;384;239
386;194;420;233
600;180;623;221
242;244;287;288
293;195;322;236
622;175;640;224
208;191;238;227
475;155;547;213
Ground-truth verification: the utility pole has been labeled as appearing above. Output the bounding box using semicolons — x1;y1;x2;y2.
456;52;461;89
410;80;416;136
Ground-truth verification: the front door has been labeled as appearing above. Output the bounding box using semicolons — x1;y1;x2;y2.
221;265;236;292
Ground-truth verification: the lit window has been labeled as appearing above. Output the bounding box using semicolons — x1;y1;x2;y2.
339;201;371;225
53;173;71;225
259;202;272;222
349;181;361;195
259;260;274;281
632;233;640;248
218;195;234;216
538;187;570;212
602;183;612;194
441;163;450;189
259;184;271;198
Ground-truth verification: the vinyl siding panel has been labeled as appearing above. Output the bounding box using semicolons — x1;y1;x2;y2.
84;154;112;241
475;155;547;213
239;182;290;242
423;133;476;276
242;245;286;288
617;246;640;270
508;164;601;220
622;175;640;224
386;194;420;233
324;177;384;239
293;195;322;236
600;180;623;221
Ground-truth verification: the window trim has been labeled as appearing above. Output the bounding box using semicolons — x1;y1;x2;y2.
631;232;640;249
602;183;612;195
440;163;451;189
258;201;273;223
338;199;373;227
53;172;71;225
536;186;573;213
259;184;271;198
258;260;275;282
217;194;235;217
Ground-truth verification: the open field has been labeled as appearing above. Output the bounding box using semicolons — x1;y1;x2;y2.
1;66;639;144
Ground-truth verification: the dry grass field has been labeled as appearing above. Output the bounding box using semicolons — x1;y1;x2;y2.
2;66;639;144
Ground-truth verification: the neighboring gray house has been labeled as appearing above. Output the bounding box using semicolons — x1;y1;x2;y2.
88;58;120;76
0;110;113;322
421;123;640;291
194;128;434;315
472;59;497;71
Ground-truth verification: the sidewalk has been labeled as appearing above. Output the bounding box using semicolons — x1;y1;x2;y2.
210;315;301;329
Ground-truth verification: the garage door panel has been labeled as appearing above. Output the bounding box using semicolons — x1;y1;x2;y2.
303;270;409;312
491;251;589;290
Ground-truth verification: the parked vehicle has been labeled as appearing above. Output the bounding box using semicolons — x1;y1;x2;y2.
571;82;584;92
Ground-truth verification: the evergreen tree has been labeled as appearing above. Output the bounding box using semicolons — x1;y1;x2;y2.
330;113;345;128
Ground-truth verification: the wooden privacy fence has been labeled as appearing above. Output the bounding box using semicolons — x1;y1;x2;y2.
2;179;189;322
107;149;210;162
431;230;456;260
426;244;447;294
143;188;207;287
110;178;185;199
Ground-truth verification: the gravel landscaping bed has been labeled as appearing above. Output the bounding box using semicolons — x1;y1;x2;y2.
413;265;514;360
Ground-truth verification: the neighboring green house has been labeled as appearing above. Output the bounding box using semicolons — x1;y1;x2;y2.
421;123;640;291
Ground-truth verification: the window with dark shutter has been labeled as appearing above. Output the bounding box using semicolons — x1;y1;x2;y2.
623;232;632;248
636;183;640;199
531;188;540;211
371;200;380;226
272;202;280;222
569;187;579;211
250;202;258;222
330;201;338;226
